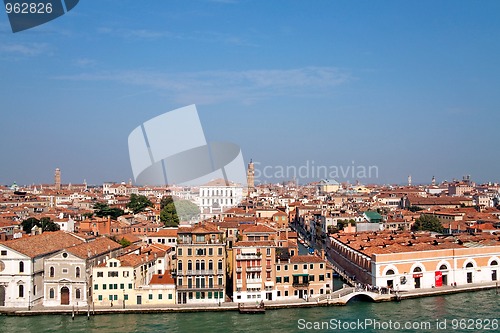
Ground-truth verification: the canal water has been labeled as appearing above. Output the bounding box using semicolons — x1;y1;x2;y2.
1;289;498;332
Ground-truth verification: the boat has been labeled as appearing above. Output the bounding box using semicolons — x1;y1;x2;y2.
238;302;266;314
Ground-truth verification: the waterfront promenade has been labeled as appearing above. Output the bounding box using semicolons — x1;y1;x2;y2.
1;281;498;316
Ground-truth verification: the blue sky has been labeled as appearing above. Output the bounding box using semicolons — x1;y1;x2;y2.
1;0;499;186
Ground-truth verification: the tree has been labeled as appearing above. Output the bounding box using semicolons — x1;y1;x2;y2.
93;202;124;220
21;217;40;233
21;217;60;233
160;196;199;227
118;237;131;247
412;215;443;233
160;200;180;227
40;217;60;232
127;194;153;214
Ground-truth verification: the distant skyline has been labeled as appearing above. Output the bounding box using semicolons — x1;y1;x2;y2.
1;1;500;186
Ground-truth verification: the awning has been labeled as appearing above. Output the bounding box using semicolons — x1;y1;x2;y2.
293;273;309;277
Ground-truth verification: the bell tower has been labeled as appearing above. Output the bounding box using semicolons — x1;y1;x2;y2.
247;159;255;192
54;168;61;190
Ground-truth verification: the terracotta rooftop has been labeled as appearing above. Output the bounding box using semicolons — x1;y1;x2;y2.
66;236;122;259
0;231;84;258
149;272;175;285
289;255;325;263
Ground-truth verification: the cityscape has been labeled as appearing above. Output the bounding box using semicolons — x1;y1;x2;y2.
0;165;499;314
1;1;500;331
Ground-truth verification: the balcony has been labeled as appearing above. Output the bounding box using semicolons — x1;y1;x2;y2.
266;265;272;271
185;270;215;275
177;284;224;291
246;266;262;272
292;282;309;288
235;267;242;273
236;254;261;260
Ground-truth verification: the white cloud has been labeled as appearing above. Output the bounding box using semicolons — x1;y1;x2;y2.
0;43;50;56
56;67;352;105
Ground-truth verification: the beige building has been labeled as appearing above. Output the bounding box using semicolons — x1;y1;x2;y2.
92;247;173;307
175;223;226;304
275;255;331;301
43;237;122;307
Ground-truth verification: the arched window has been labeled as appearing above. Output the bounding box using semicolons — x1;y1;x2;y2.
208;260;214;271
49;288;55;299
177;260;182;271
200;260;205;270
413;267;422;273
218;259;223;271
386;269;395;276
187;260;192;271
76;267;81;278
195;260;200;271
19;261;24;273
491;260;498;266
439;264;448;271
466;262;474;269
19;285;24;297
50;266;55;277
76;288;81;299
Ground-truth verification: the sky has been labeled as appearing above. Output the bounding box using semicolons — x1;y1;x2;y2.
1;0;500;186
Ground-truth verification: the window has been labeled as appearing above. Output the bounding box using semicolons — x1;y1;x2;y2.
320;263;324;269
18;285;24;297
114;295;118;301
208;260;213;271
49;266;55;277
97;272;103;277
277;266;281;271
277;290;281;297
94;284;98;290
218;247;223;256
218;277;223;286
284;290;288;296
293;265;298;271
208;248;213;256
218;260;223;271
124;294;128;301
178;278;183;286
120;283;124;289
49;288;55;299
303;264;307;270
108;295;113;301
187;248;192;256
386;269;395;276
158;294;162;300
284;265;288;271
284;276;289;283
276;277;282;283
76;267;81;278
62;268;68;274
177;248;182;256
168;294;172;300
310;264;314;269
267;248;271;256
19;261;24;273
76;289;81;299
0;250;6;255
319;275;325;281
178;260;183;271
123;271;129;278
128;283;133;289
491;261;498;266
103;284;107;290
149;294;153;300
98;295;103;301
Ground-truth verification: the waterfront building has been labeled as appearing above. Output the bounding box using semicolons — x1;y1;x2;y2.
275;255;331;301
327;231;500;291
198;179;243;220
43;236;122;307
92;247;172;307
0;231;85;308
175;223;226;304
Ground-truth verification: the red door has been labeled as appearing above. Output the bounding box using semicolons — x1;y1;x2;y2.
61;287;70;305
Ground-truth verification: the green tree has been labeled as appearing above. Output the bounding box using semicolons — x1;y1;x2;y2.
40;217;60;232
21;217;40;233
21;217;60;233
118;237;131;247
412;215;444;233
93;202;124;220
160;196;174;210
127;194;153;214
174;200;199;221
160;201;179;227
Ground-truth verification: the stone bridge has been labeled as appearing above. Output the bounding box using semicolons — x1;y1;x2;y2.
312;287;393;305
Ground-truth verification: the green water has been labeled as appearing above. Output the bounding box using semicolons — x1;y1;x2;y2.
1;290;498;332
